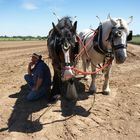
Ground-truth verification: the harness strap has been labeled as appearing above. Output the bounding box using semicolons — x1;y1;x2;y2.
113;44;127;50
93;25;112;55
75;31;97;60
72;58;113;75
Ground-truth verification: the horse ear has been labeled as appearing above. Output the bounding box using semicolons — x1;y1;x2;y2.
71;21;77;34
108;15;117;26
52;22;61;35
127;16;133;25
107;13;110;19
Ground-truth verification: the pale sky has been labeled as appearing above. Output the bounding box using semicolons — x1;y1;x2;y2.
0;0;139;36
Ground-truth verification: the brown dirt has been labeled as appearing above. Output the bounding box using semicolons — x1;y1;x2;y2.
0;41;140;140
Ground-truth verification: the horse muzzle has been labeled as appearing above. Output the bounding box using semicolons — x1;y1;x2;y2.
62;66;75;81
114;48;127;64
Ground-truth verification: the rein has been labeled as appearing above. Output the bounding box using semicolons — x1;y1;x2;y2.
62;24;116;76
75;30;98;61
69;27;113;76
64;58;113;75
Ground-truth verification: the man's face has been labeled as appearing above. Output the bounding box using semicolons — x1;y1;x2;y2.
31;56;38;64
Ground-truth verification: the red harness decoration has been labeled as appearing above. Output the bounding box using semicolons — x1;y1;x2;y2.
64;58;113;75
75;30;98;61
66;29;113;75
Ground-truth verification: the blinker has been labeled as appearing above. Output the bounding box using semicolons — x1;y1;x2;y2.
127;30;133;41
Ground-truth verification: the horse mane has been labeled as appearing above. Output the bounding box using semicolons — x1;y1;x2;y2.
117;18;129;33
101;17;129;42
56;16;73;29
103;18;129;33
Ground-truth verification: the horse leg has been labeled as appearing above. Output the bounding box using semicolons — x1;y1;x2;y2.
102;65;112;95
51;70;61;96
89;66;96;94
82;57;90;80
61;79;77;116
66;79;78;100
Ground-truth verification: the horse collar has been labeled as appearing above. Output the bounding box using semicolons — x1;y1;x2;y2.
93;25;111;55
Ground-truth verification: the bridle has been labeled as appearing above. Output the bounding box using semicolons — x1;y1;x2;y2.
53;30;77;67
93;24;130;57
92;25;113;58
108;26;128;51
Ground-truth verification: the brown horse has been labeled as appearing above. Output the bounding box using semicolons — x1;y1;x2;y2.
47;16;78;101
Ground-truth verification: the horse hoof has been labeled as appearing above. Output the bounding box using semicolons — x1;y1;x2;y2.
89;90;96;95
102;91;110;95
61;98;77;116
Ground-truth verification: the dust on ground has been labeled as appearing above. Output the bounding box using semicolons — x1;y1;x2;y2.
0;41;140;140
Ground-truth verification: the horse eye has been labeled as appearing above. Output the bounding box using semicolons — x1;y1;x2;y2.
114;30;122;37
117;31;122;37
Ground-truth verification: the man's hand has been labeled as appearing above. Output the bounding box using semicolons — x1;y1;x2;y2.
28;62;34;75
29;62;34;67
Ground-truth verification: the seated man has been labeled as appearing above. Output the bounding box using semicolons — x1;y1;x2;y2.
24;53;51;101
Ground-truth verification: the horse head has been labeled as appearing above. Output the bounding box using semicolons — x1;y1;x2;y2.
102;16;133;64
48;16;77;81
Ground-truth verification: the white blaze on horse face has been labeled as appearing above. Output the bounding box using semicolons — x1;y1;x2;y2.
113;31;127;46
113;31;127;63
62;49;74;81
62;48;70;64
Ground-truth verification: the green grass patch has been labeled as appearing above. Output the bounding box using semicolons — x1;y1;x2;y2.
0;36;47;41
0;35;140;45
128;36;140;45
0;38;23;41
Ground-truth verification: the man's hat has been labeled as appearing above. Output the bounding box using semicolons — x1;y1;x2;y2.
32;53;42;59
